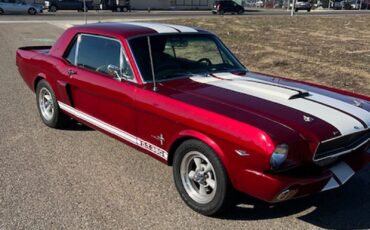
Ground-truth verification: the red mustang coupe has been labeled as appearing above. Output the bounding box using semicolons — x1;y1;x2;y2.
16;22;370;216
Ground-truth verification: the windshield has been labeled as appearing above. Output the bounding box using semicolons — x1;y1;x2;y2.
128;34;246;82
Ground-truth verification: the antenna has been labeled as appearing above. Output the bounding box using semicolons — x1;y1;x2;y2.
147;36;158;92
83;0;87;24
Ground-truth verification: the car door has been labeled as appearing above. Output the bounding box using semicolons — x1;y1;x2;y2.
61;33;137;141
4;0;16;12
15;1;28;13
224;1;232;11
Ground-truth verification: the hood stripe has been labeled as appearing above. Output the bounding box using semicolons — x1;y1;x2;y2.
191;75;366;136
305;97;368;128
214;72;370;129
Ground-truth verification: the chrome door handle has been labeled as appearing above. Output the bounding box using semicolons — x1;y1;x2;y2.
67;69;77;76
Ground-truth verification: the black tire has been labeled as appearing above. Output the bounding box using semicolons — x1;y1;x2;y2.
49;5;57;12
28;7;37;15
295;8;299;12
238;9;244;14
307;8;311;12
0;8;4;14
36;80;69;129
219;10;224;15
173;139;231;216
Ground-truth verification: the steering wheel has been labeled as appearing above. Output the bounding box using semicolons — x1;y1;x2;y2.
96;64;109;74
196;58;212;66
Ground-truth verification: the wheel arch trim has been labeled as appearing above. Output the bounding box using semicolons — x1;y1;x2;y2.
167;129;227;167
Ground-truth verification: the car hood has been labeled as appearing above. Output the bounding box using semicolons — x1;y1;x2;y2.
158;72;370;146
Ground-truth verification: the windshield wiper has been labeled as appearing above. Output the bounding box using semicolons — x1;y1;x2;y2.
162;72;195;79
211;67;247;74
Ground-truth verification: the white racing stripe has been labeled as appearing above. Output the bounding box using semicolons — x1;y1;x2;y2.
244;72;370;127
162;24;198;33
124;22;179;33
192;75;366;136
123;22;198;33
309;93;370;127
58;102;168;160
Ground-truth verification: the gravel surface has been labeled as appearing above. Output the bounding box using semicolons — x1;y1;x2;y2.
0;21;369;229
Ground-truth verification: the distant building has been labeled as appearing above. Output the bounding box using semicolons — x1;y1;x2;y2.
29;0;245;10
131;0;245;9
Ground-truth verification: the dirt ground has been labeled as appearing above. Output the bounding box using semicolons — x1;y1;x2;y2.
165;15;370;96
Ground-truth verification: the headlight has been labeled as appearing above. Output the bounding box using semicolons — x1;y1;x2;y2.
270;144;289;169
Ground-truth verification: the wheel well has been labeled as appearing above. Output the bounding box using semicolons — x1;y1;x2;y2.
34;76;44;91
167;136;193;166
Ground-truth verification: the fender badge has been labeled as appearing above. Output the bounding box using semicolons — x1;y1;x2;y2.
303;115;314;123
151;133;165;146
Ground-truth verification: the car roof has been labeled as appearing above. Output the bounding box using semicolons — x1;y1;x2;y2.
69;22;210;39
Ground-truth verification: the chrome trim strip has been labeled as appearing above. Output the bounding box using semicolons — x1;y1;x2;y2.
58;102;168;160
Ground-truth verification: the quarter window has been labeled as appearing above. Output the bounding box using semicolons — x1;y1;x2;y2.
64;37;77;64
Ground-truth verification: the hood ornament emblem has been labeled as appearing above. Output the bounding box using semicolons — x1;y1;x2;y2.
303;115;314;123
353;99;364;108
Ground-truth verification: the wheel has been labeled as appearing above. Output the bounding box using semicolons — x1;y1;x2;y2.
49;5;57;12
28;7;37;15
295;8;298;12
307;8;311;12
173;139;231;216
0;8;4;14
122;7;128;12
36;80;69;128
238;9;244;14
219;10;224;15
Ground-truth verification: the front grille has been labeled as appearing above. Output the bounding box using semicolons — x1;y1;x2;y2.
314;129;370;161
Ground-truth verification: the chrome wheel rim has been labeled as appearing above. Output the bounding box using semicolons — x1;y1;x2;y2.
39;88;54;121
180;151;217;204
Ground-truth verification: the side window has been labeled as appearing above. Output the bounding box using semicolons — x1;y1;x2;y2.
64;37;78;65
76;34;133;79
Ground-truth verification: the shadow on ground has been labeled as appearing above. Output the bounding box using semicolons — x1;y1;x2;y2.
63;119;93;131
221;166;370;229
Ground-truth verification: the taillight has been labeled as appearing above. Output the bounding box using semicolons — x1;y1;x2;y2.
217;4;220;10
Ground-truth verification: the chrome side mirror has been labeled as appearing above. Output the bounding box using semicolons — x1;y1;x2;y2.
107;64;122;81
